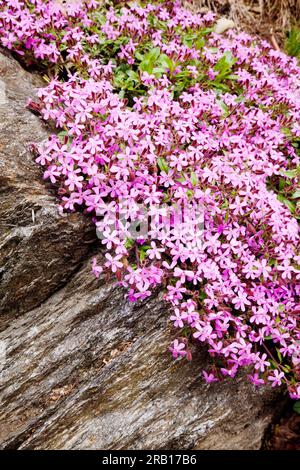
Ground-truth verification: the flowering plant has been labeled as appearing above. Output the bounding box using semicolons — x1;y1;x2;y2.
1;0;299;398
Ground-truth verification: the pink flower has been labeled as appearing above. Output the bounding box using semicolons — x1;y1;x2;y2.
248;373;265;387
254;353;270;373
170;309;185;328
92;258;103;278
289;385;300;400
232;291;251;312
169;339;186;359
268;370;285;387
104;253;123;273
202;371;219;383
44;165;60;183
193;323;215;342
147;241;164;260
3;0;299;398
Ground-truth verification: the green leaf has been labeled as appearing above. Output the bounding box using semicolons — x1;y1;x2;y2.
198;27;214;36
190;172;198;186
157;53;175;72
214;51;237;73
127;70;139;82
269;258;277;267
291;190;300;199
135;50;144;61
182;33;196;48
157;157;169;173
125;238;134;249
152;66;166;78
281;127;292;136
195;38;205;50
277;194;296;214
293;401;300;415
138;244;151;262
181;31;211;49
235;95;246;103
139;47;161;74
212;82;230;91
280;169;298;178
279;178;287;191
58;131;69;137
276;348;282;363
199;290;207;300
269;359;278;369
285;27;300;59
217;99;229;114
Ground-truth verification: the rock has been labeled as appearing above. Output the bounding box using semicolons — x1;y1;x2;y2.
0;51;285;450
0;50;94;324
263;406;300;450
0;259;284;450
214;18;235;34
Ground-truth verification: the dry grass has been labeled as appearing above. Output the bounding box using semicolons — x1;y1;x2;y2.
184;0;300;45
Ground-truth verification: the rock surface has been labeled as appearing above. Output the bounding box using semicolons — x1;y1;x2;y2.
0;50;94;324
0;50;285;450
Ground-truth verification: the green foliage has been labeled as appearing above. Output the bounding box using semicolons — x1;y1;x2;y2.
125;238;135;249
83;10;241;101
293;400;300;414
212;51;238;89
138;244;151;262
137;47;177;78
190;172;198;186
270;140;300;220
113;64;143;97
291;190;300;199
277;194;296;215
285;27;300;60
157;157;170;174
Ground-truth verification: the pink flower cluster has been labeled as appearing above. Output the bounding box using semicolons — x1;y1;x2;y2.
1;0;299;398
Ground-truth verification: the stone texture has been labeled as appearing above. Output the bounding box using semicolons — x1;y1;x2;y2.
0;50;286;450
0;50;94;323
0;259;284;450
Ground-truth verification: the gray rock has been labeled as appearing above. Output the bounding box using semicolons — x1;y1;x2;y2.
0;50;94;323
0;51;285;450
